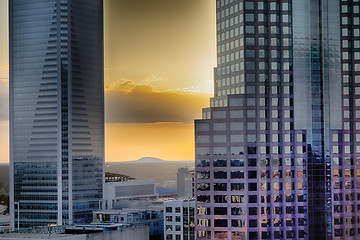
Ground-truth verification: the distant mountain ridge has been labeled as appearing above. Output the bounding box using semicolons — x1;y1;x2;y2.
105;159;194;189
119;157;193;164
133;157;166;163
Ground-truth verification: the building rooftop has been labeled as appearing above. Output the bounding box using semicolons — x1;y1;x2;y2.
0;215;10;226
94;208;161;215
105;172;135;182
0;205;8;214
0;233;75;239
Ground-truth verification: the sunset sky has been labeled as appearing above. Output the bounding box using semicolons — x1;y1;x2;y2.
0;0;216;162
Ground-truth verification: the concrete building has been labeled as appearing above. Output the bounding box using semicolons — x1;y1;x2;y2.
9;0;104;229
195;0;360;239
93;208;163;240
0;224;149;240
103;180;158;210
0;214;10;233
177;168;195;198
163;199;195;240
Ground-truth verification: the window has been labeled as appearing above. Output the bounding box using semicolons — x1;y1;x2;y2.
214;171;227;179
230;122;244;130
232;207;245;215
214;183;227;191
196;159;210;167
246;14;254;22
214;219;228;227
214;195;227;203
230;110;243;118
245;1;254;10
249;219;257;227
231;195;245;203
232;220;245;227
213;111;226;119
197;195;210;203
214;207;227;215
214;159;227;167
231;159;244;167
231;171;244;179
213;134;227;143
231;134;244;142
249;171;257;179
197;135;209;143
249;183;257;191
197;183;210;191
213;123;226;131
231;183;245;191
248;146;257;154
248;207;257;215
249;195;257;203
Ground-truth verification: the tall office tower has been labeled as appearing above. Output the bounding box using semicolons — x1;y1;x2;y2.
195;0;360;239
9;0;104;229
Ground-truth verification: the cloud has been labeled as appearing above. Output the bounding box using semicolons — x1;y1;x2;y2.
105;84;210;123
104;74;171;93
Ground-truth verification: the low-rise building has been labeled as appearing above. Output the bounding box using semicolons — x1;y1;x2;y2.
103;180;158;210
0;224;149;240
93;208;163;240
0;214;10;233
105;172;135;182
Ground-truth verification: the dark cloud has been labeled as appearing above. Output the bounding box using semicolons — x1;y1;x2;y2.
119;81;132;87
105;85;210;123
104;0;216;91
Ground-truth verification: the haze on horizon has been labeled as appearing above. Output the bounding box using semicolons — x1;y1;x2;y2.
0;0;216;162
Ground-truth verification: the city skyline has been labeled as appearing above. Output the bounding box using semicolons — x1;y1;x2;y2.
0;0;217;163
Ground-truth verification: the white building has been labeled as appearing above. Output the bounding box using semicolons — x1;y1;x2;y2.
0;224;149;240
103;180;158;210
163;199;195;240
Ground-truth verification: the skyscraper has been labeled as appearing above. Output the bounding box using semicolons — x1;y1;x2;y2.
9;0;104;229
195;0;359;239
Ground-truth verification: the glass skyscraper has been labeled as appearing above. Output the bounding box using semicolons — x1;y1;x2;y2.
195;0;360;239
9;0;104;229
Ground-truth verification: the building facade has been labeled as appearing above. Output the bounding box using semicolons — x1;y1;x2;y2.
9;0;104;229
93;208;163;240
177;168;195;198
103;180;158;210
164;199;195;240
195;0;360;239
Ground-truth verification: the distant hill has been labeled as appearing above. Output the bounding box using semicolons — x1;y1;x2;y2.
132;157;166;163
106;159;194;188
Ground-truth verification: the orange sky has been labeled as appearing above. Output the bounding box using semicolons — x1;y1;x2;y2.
0;0;216;162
